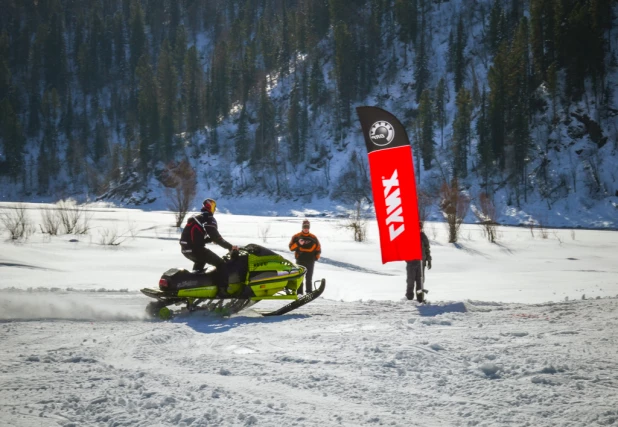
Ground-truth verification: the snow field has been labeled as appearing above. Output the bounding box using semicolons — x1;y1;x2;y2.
0;202;617;426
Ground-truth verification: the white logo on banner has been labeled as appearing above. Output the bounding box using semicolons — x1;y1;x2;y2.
382;169;404;241
369;121;395;147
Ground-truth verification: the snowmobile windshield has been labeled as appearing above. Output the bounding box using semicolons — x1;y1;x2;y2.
243;244;279;257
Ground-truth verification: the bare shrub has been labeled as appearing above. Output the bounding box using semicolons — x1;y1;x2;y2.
126;218;140;239
537;218;549;239
257;224;271;242
340;201;368;242
1;204;35;240
439;179;470;243
417;189;436;225
161;159;197;227
57;199;85;234
74;211;93;235
98;226;129;246
472;193;498;243
40;207;62;235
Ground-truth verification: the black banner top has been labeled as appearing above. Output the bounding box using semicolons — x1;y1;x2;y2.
356;106;412;154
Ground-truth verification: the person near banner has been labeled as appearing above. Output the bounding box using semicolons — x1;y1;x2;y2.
179;198;238;298
289;219;321;295
405;222;432;302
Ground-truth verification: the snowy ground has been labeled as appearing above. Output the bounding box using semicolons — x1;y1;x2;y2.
1;202;617;426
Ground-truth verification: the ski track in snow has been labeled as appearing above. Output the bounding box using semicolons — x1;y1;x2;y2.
1;295;618;427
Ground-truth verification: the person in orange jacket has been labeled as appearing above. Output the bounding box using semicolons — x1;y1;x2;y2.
289;219;321;294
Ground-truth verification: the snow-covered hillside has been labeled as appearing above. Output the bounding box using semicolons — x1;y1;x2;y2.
1;203;617;426
107;0;618;230
1;0;617;229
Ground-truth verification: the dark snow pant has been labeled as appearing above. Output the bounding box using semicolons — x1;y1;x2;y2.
405;260;424;301
297;258;315;294
182;247;229;288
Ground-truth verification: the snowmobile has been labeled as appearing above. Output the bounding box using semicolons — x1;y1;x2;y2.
140;243;325;319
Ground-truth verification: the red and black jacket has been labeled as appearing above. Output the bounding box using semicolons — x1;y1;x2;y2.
179;213;233;252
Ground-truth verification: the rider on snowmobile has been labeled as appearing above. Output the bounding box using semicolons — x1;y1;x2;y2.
179;198;238;297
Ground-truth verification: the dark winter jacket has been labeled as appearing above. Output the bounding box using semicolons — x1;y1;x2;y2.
180;212;233;252
289;231;321;262
421;231;431;262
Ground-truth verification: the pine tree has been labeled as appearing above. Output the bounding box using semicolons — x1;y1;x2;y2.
41;89;60;179
0;99;25;180
113;12;126;79
135;55;159;170
88;10;104;91
452;87;472;179
235;104;250;163
0;49;10;103
174;26;188;78
37;143;50;193
209;125;219;156
530;0;545;85
333;21;355;127
157;39;178;161
280;0;291;77
476;89;492;191
43;11;67;94
254;80;275;162
418;89;434;170
129;2;147;76
210;40;229;123
435;78;447;148
183;46;202;133
508;19;531;183
547;61;558;121
309;54;326;113
488;42;508;169
62;89;74;138
488;0;508;55
395;0;419;54
94;109;108;163
446;31;454;72
288;79;302;163
414;29;429;102
453;16;466;93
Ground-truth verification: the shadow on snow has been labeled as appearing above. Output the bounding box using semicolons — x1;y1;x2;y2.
173;312;311;334
417;302;467;317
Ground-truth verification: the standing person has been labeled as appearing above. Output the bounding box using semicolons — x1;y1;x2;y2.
405;222;432;302
289;219;321;295
179;198;238;297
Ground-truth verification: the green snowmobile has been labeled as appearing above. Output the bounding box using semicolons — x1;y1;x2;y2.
140;243;325;319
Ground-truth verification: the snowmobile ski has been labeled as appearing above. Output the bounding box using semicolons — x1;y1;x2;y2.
260;278;326;317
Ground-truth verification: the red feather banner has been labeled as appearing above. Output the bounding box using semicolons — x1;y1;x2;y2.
356;106;421;264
